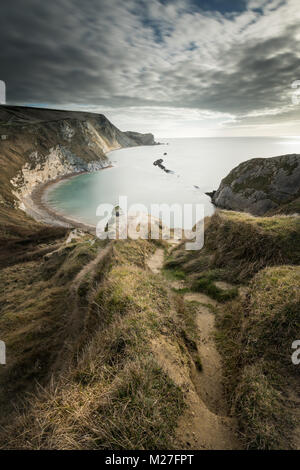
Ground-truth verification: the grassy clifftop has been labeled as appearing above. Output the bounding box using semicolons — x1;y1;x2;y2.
166;209;300;449
0;208;299;449
216;265;300;449
166;210;300;282
0;236;203;449
210;154;300;216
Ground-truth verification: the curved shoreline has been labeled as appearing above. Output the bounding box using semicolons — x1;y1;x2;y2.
23;143;164;232
26;166;114;234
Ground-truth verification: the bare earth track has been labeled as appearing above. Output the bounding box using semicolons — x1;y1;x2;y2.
147;246;241;450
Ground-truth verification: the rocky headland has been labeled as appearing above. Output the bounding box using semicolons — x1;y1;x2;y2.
0;107;299;451
0;105;156;226
206;154;300;215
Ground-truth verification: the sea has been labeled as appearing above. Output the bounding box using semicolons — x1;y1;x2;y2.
46;137;300;229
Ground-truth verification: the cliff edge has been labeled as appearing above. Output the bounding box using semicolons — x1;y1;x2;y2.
209;154;300;215
0;105;156;212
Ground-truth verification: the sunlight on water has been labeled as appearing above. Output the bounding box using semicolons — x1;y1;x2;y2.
46;137;300;229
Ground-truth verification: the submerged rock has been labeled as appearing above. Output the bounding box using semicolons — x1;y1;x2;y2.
209;154;300;215
153;158;164;167
153;158;174;174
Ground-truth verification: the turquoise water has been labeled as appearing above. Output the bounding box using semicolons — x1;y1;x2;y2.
46;137;300;228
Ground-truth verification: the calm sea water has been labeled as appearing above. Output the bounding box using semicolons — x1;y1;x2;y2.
46;137;300;228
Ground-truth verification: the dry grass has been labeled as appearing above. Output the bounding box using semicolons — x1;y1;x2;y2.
0;238;199;450
165;210;300;282
191;277;238;302
165;210;300;449
2;199;299;450
215;265;300;449
0;233;103;425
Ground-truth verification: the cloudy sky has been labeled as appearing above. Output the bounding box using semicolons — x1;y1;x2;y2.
1;0;300;137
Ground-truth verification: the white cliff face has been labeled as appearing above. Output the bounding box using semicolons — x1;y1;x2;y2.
1;106;155;222
10;145;110;206
83;121;121;154
60;121;76;141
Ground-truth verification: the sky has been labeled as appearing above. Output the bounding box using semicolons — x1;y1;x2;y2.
0;0;300;137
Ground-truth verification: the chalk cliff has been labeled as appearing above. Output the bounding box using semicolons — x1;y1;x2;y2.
0;105;156;211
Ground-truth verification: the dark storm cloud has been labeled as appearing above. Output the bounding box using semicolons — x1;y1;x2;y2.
178;34;300;113
0;0;299;131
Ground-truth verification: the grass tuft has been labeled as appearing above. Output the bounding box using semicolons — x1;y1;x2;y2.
215;265;300;449
191;277;238;302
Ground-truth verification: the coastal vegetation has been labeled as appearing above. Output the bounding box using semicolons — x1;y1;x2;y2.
0;105;299;450
215;265;300;449
165;211;300;282
209;154;300;216
165;210;300;449
0;237;201;449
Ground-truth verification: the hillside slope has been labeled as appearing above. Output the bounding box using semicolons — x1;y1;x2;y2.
208;154;300;215
0;105;156;260
165;210;300;449
0;108;299;450
0;105;155;210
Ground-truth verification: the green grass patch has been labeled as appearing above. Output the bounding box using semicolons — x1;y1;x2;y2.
166;211;300;282
1;238;192;450
191;277;238;302
162;267;186;281
215;265;300;449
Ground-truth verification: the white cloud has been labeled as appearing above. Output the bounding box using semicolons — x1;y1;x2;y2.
1;0;300;136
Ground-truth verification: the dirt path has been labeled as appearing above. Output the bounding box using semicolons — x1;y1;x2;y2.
147;247;241;450
52;243;112;375
146;248;165;274
68;243;112;339
71;243;112;292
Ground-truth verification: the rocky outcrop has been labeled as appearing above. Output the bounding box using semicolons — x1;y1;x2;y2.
10;145;107;208
209;154;300;215
0;105;156;210
124;131;155;146
153;158;174;174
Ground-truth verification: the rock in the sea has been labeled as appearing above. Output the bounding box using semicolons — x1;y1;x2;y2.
153;158;174;174
153;158;164;167
210;154;300;215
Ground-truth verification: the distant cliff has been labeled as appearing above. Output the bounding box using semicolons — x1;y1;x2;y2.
209;154;300;215
0;105;156;210
123;131;155;146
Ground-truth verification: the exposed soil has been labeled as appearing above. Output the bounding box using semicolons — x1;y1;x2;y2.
146;248;165;274
51;242;112;374
147;247;241;450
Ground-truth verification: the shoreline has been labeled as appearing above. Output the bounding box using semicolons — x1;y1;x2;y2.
21;141;160;232
25;166;114;234
21;143;161;232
